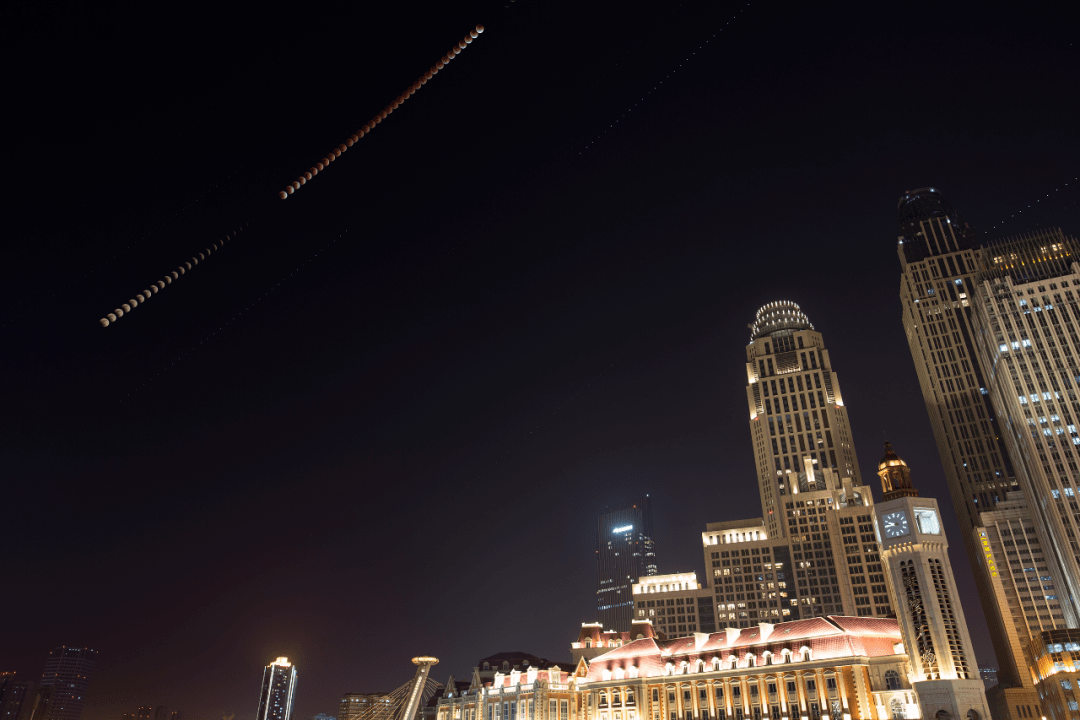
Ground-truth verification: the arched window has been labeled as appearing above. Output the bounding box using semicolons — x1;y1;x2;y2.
890;701;906;720
696;660;705;674
614;668;624;680
800;647;811;662
666;663;675;676
629;666;639;679
935;711;952;720
585;640;592;648
966;711;979;720
763;652;773;666
502;662;510;672
613;692;622;705
884;671;901;690
483;662;490;670
602;670;612;681
747;655;756;668
600;694;609;708
782;649;792;663
728;656;738;670
713;658;722;672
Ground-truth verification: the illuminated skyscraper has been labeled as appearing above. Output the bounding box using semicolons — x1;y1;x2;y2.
692;302;890;629
29;647;96;720
896;190;1076;708
596;497;657;632
969;230;1080;619
256;658;297;720
744;301;862;539
896;188;1018;533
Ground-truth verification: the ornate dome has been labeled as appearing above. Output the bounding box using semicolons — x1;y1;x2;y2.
749;301;813;342
877;441;919;500
878;441;908;472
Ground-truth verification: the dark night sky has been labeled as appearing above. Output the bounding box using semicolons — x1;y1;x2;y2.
2;1;1077;719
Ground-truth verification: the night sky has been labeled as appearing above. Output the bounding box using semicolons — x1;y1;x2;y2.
3;1;1077;720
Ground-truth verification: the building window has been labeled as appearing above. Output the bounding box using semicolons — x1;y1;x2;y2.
884;671;901;690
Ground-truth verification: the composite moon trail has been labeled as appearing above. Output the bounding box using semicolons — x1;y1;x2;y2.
279;24;485;200
98;24;484;328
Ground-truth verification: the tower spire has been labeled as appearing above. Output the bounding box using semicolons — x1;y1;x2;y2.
877;441;918;500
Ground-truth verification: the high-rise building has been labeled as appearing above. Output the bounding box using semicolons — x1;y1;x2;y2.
257;657;297;720
1026;629;1080;720
631;572;716;638
29;647;96;720
0;675;31;720
710;302;889;628
596;497;657;632
339;693;393;720
893;188;1072;703
745;301;862;539
969;229;1080;618
153;706;168;720
872;441;992;720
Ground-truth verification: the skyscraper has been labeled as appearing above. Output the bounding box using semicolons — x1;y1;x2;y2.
745;301;862;539
969;229;1080;618
896;189;1076;704
596;497;657;632
257;657;297;720
724;301;889;623
896;187;1018;530
0;674;31;720
29;648;96;720
896;188;1035;697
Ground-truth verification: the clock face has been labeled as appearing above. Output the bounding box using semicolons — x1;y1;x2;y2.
914;508;941;535
882;511;910;538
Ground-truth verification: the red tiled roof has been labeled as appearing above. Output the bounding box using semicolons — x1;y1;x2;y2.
583;616;903;681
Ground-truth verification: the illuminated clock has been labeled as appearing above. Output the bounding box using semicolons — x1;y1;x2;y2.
882;511;910;538
914;508;941;535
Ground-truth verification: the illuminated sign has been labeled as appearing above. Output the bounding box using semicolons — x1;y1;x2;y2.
612;525;633;533
979;531;999;578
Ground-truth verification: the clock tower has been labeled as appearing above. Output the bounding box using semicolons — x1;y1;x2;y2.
874;442;992;720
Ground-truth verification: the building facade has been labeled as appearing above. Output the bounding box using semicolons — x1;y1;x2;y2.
339;694;394;720
698;305;891;631
969;229;1080;620
972;492;1065;677
893;188;1070;703
29;647;96;720
1026;629;1080;720
598;498;659;632
579;616;917;720
745;301;862;539
632;573;716;638
872;444;992;720
434;665;576;720
0;675;31;720
257;658;298;720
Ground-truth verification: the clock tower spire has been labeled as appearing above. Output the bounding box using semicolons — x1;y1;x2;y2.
877;441;919;500
873;442;991;720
